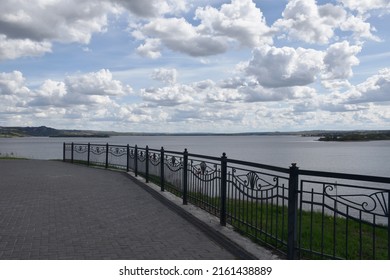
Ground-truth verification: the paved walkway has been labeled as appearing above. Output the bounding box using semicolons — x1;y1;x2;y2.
0;160;237;260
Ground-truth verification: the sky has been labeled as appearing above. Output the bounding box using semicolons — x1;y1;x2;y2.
0;0;389;133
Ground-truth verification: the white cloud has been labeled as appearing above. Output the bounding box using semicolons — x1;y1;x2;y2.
0;0;118;60
141;84;196;106
136;38;162;59
65;69;132;97
138;17;228;57
273;0;379;44
151;68;178;85
273;0;343;44
0;71;30;96
348;68;390;103
339;0;390;15
114;0;187;18
323;41;362;80
195;0;272;47
245;45;324;88
133;0;273;58
0;35;52;61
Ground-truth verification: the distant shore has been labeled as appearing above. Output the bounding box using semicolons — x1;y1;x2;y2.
318;132;390;142
1;126;390;142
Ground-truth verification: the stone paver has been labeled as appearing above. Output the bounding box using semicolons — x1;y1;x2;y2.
0;160;235;259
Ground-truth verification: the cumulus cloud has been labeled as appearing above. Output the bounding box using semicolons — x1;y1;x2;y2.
151;68;178;85
273;0;379;44
136;38;162;59
65;69;132;97
29;69;132;107
348;68;390;103
245;45;324;88
113;0;187;17
0;71;30;96
0;0;118;59
338;0;390;15
132;0;273;57
0;35;52;61
323;41;362;80
138;17;228;57
195;0;272;47
141;84;196;106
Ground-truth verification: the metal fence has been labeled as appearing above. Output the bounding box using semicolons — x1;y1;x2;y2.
63;142;390;260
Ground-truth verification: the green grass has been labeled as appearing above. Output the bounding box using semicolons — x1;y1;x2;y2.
0;152;27;160
227;199;388;259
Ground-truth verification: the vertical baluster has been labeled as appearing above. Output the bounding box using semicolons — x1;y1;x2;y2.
333;199;337;259
145;146;149;183
345;206;349;259
126;144;130;172
388;191;390;260
359;211;362;259
182;149;188;205
87;143;90;166
63;142;66;161
220;153;227;226
160;147;165;192
287;163;299;260
71;142;74;163
134;145;138;177
105;143;109;169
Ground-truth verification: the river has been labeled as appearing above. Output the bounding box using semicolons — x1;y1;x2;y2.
1;135;389;177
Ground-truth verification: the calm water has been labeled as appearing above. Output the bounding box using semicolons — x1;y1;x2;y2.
1;135;390;177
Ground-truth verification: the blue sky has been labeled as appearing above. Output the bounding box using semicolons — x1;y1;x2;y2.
0;0;389;133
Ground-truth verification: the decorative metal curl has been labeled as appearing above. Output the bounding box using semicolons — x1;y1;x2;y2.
233;170;278;191
165;155;182;171
74;145;88;154
149;152;161;166
137;150;146;161
90;145;106;155
109;146;127;157
129;149;135;159
192;161;217;176
324;185;388;216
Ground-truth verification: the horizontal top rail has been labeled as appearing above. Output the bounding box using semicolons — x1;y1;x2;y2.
299;168;390;184
187;152;221;162
227;158;290;174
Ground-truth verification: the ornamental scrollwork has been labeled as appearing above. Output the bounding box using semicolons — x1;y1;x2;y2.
233;170;279;192
324;185;389;217
108;146;127;157
149;152;161;166
137;150;146;162
90;145;106;155
191;161;218;176
129;149;135;159
165;155;182;171
74;144;88;154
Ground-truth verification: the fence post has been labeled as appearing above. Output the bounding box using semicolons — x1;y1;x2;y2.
287;163;299;260
388;191;390;259
105;143;109;169
71;142;74;163
134;145;138;177
145;146;149;183
160;147;165;192
126;144;130;172
87;143;90;166
220;153;227;226
63;142;65;161
183;149;188;205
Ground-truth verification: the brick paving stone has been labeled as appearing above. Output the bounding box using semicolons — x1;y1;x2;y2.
0;160;236;260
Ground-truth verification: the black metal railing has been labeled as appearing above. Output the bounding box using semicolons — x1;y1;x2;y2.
63;142;390;260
